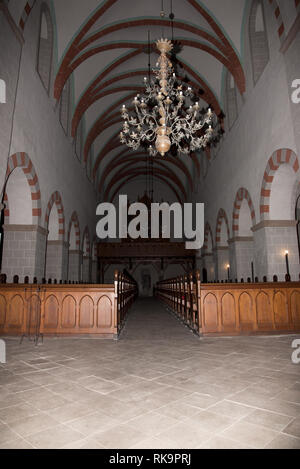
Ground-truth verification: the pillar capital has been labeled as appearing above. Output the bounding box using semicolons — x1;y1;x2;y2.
251;220;297;232
228;236;254;244
3;224;48;237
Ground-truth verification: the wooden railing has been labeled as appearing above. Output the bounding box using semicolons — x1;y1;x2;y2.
0;270;137;339
155;272;300;336
115;270;138;333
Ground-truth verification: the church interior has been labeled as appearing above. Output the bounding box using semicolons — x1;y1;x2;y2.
0;0;300;450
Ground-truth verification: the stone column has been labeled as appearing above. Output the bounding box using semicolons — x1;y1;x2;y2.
252;221;299;281
91;260;98;283
68;249;82;282
229;236;254;281
45;241;69;282
214;246;230;281
82;255;91;282
1;225;47;282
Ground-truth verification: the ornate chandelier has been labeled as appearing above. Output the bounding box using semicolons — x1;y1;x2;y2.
120;38;215;157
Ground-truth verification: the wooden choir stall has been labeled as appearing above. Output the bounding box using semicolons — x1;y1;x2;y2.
0;271;138;340
155;272;300;336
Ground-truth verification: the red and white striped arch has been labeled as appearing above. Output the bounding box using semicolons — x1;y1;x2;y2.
3;193;9;224
44;191;65;241
92;236;98;260
203;222;214;253
82;226;91;257
232;188;256;235
215;208;230;246
19;0;36;31
6;152;42;225
68;212;81;249
268;0;286;44
260;148;299;220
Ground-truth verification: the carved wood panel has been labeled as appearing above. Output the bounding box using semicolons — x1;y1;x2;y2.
79;295;94;329
0;295;6;327
156;279;300;336
203;293;218;332
44;295;59;329
0;285;118;337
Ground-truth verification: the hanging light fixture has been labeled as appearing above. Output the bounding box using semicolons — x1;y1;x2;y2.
120;38;216;157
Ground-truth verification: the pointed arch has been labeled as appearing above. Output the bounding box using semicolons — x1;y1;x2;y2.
249;0;269;84
225;70;238;129
37;2;54;93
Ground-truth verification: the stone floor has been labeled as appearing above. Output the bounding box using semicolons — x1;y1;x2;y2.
0;298;300;449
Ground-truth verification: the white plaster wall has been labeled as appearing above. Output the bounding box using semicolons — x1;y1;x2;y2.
0;9;22;192
1;1;97;254
197;2;299;279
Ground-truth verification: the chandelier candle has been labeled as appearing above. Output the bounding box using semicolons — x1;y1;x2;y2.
120;38;214;156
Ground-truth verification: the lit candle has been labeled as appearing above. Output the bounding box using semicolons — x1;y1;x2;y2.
227;264;230;280
285;250;290;276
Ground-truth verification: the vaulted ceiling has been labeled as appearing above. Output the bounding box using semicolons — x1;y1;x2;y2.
9;0;248;203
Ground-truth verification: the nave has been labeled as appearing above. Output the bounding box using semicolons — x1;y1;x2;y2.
0;298;299;449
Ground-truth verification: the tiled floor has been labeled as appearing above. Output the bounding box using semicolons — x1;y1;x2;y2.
0;298;300;449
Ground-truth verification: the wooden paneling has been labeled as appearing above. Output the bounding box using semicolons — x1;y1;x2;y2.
0;295;6;327
97;296;112;329
62;295;76;329
156;273;300;336
8;295;24;330
44;295;59;329
256;291;273;330
239;292;253;331
0;272;137;338
0;284;117;338
221;293;236;329
291;291;300;327
79;296;94;329
274;291;289;329
203;293;218;332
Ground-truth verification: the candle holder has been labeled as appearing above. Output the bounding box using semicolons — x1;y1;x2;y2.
285;250;290;277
